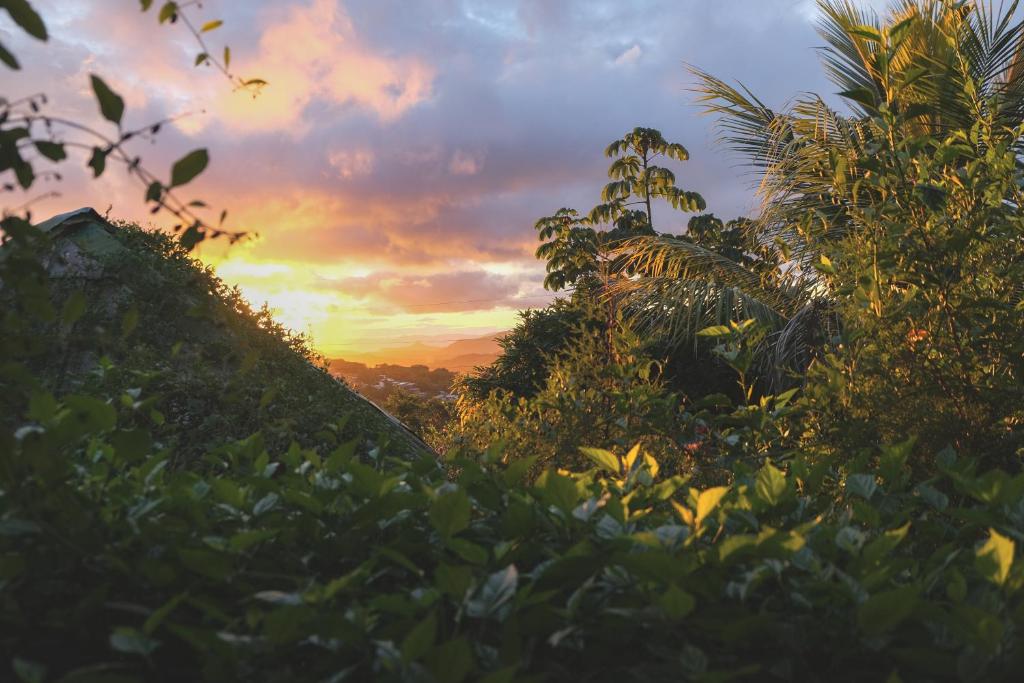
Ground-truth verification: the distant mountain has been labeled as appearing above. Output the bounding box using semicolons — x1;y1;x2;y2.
338;332;504;371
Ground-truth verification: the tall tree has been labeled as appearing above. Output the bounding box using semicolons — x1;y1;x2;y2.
619;0;1024;451
589;127;706;232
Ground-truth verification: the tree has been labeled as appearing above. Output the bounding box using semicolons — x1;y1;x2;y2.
1;0;264;249
622;0;1024;456
589;127;705;231
534;209;599;292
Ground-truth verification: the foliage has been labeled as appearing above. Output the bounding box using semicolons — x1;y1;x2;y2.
380;387;455;452
534;127;706;293
458;298;602;401
3;0;1024;680
589;126;705;229
0;218;428;466
0;0;260;246
455;325;695;476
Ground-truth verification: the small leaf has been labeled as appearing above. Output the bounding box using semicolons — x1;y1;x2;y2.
179;224;205;250
61;290;87;325
696;325;731;337
12;658;46;683
121;306;139;337
223;45;231;68
201;19;223;32
35;140;66;161
87;146;107;177
857;585;918;635
252;492;279;516
465;565;517;619
401;611;437;661
145;181;162;203
0;40;20;69
158;2;177;23
846;473;877;500
194;52;208;66
110;626;160;656
976;528;1015;586
579;446;619;474
755;460;787;506
3;0;48;40
815;255;836;274
90;75;124;125
170;148;209;187
695;486;728;527
658;584;696;620
430;489;470;538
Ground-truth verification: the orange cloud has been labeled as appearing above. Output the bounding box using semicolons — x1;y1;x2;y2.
214;0;435;133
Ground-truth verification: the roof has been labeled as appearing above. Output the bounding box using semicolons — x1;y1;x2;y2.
33;206;126;259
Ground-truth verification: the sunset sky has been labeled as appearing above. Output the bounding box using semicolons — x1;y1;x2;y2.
5;0;886;359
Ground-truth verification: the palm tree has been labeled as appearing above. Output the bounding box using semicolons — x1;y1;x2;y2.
614;0;1024;387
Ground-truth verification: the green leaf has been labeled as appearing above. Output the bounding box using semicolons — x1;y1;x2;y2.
158;2;177;23
179;225;205;251
0;40;20;69
65;395;117;432
815;254;836;275
446;538;487;565
2;0;47;40
430;489;470;538
110;626;160;656
465;565;517;619
695;486;728;526
862;522;911;567
201;19;223;32
696;325;731;337
12;658;45;683
658;584;696;620
140;0;154;9
194;52;208;66
846;473;877;500
755;461;787;506
109;429;152;461
61;290;87;325
169;148;209;187
435;563;472;597
252;492;279;516
401;611;437;661
143;592;186;635
121;306;139;337
34;140;66;161
90;75;124;125
536;470;579;514
857;585;918;635
223;45;230;68
975;528;1014;586
579;447;619;474
427;637;473;683
87;146;107;177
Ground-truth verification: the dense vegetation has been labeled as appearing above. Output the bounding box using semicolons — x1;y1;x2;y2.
3;0;1024;681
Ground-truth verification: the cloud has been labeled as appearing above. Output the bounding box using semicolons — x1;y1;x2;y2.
211;0;435;133
13;0;879;346
613;44;642;66
328;269;526;312
329;147;375;178
448;149;484;176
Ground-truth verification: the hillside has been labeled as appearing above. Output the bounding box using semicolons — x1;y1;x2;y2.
338;333;503;371
1;208;431;463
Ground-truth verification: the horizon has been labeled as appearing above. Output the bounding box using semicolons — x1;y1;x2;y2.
9;0;886;364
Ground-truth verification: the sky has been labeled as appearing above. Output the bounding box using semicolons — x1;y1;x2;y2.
3;0;887;358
